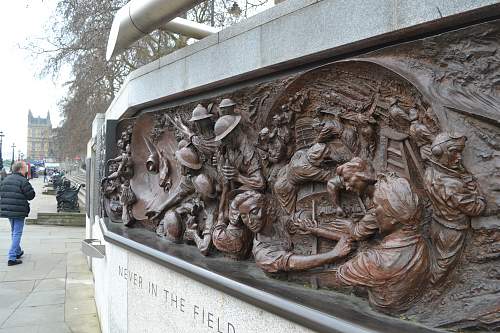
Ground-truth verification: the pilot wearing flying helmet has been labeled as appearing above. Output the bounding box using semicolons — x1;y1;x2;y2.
424;132;486;284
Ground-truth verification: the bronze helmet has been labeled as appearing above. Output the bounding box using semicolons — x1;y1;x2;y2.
175;146;202;170
219;98;237;109
213;115;241;141
430;132;467;157
219;98;237;116
189;104;213;122
193;174;216;199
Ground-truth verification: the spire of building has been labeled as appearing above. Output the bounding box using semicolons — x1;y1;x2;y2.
47;110;52;127
28;109;33;124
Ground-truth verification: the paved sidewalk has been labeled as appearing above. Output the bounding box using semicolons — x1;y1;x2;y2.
28;177;58;218
0;178;100;333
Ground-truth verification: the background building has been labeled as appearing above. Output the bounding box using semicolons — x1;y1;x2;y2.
27;110;54;161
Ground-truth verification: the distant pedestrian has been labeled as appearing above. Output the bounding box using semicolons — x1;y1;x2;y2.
0;161;35;266
43;168;47;183
0;169;6;181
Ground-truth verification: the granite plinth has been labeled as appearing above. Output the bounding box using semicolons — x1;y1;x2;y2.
99;219;439;333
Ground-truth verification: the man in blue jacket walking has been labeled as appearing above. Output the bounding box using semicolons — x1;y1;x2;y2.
0;161;35;266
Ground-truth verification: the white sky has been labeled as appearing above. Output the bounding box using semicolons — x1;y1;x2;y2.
0;0;65;159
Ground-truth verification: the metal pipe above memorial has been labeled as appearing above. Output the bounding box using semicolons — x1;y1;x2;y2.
106;0;217;60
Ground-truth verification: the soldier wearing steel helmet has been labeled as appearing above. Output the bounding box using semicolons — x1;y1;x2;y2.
165;104;218;163
424;132;486;284
189;104;218;159
146;145;201;234
146;144;217;255
213;114;265;234
218;98;237;117
213;114;265;192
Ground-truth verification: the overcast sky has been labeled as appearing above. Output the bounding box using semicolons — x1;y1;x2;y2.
0;1;65;159
0;1;275;160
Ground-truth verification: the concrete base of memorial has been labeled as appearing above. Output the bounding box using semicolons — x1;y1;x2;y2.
89;218;315;333
86;217;442;333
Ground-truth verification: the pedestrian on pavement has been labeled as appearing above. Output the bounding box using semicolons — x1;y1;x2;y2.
43;168;47;183
0;161;35;266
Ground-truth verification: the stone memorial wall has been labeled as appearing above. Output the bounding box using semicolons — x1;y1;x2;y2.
87;1;500;332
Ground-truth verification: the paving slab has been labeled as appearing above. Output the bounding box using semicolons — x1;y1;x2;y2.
67;262;91;273
37;323;72;333
33;278;66;292
45;267;67;279
20;290;66;307
0;309;14;328
33;258;66;270
0;280;35;293
0;326;37;333
66;285;95;301
3;268;53;282
66;313;101;333
67;271;93;281
27;179;58;219
0;323;72;333
65;299;98;319
25;254;66;264
0;292;30;311
2;304;65;328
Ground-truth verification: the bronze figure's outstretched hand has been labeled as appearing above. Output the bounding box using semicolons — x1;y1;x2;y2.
165;114;195;139
332;237;353;258
293;218;318;233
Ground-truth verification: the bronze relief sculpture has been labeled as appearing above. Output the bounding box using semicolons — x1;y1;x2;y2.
102;125;136;226
425;132;486;284
335;173;429;312
100;20;500;331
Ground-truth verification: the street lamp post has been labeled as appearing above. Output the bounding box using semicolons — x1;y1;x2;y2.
10;143;16;172
0;131;4;170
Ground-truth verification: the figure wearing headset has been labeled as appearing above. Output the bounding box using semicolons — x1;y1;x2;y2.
424;132;486;284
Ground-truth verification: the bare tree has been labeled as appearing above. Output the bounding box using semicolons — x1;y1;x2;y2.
26;0;271;160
